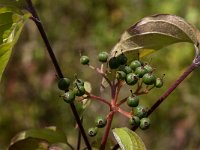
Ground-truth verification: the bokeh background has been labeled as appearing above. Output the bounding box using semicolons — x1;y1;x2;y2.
1;0;200;149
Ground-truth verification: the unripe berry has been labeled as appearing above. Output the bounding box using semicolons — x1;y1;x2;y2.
88;127;98;137
135;66;148;78
109;57;120;69
127;95;139;107
130;60;142;71
95;116;107;128
57;78;70;90
117;53;127;65
143;73;156;85
129;116;140;127
144;64;153;73
119;65;132;74
98;51;109;63
134;105;148;118
73;85;85;96
116;71;126;80
140;117;151;130
80;56;90;65
126;73;138;85
63;91;75;103
155;78;163;88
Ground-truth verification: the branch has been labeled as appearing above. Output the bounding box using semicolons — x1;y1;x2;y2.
25;0;91;149
86;93;111;107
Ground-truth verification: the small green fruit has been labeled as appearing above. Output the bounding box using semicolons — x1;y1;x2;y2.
80;56;90;65
143;73;156;85
129;116;140;127
140;117;151;130
58;78;70;90
130;60;142;71
134;105;148;118
73;85;85;96
135;66;148;78
127;95;139;107
98;51;109;63
155;78;163;88
126;73;138;85
144;64;153;73
117;53;127;65
88;127;98;137
109;57;120;69
116;71;126;80
119;65;132;74
63;91;75;103
95;116;107;128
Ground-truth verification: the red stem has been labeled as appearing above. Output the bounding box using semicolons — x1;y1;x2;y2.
86;93;111;107
117;107;132;118
100;111;115;150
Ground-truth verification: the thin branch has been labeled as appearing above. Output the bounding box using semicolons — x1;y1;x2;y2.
86;93;111;107
25;0;91;149
117;107;132;118
100;111;115;150
117;97;127;106
89;65;113;88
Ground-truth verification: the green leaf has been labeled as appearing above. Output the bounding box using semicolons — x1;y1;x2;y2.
9;127;67;148
8;138;49;150
0;7;30;81
110;14;200;60
113;127;147;150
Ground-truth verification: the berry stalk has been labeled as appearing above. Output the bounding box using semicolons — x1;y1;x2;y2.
25;0;91;149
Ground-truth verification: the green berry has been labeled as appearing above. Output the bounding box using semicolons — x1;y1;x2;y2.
144;64;153;73
117;53;127;65
116;71;126;80
95;116;107;128
143;73;156;85
63;91;75;103
135;66;148;78
80;55;90;65
98;51;109;63
73;85;85;96
127;95;139;107
109;57;120;69
119;65;132;74
73;79;84;87
140;118;150;130
57;78;70;90
126;73;138;85
155;78;163;88
134;105;148;118
130;60;142;71
129;116;140;127
88;127;98;137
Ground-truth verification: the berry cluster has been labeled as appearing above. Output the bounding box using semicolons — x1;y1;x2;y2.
88;115;107;137
58;76;86;103
58;50;164;138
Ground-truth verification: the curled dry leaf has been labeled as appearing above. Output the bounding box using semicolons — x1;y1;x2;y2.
110;14;200;60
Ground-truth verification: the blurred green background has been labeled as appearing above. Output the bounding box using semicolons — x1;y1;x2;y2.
1;0;200;149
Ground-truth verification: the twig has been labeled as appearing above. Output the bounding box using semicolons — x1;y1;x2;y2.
100;111;115;150
25;0;91;149
86;93;111;107
117;107;132;118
